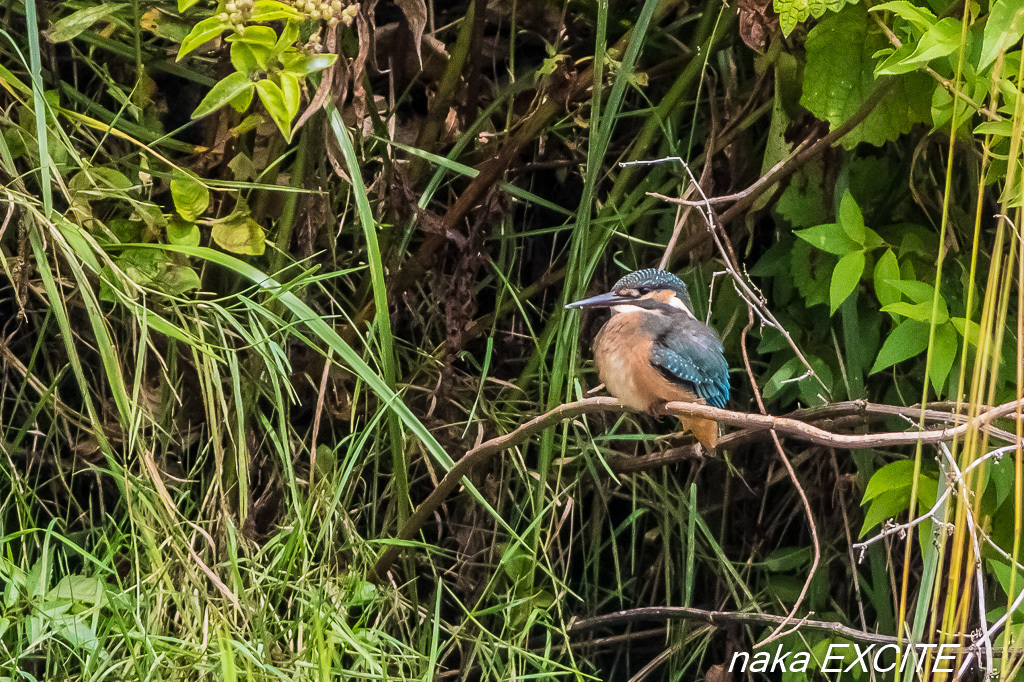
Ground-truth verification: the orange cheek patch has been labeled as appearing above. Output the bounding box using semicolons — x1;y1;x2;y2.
646;290;676;304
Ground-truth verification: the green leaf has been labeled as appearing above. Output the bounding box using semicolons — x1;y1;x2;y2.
50;575;106;606
230;85;255;113
930;322;957;394
951;316;981;347
876;18;961;76
272;20;300;58
830;249;865;315
988;560;1024;616
870;319;930;374
888;278;935;303
880;300;948;324
167;217;200;247
791;239;835;308
177;15;231;61
280;52;338;76
873;249;901;307
192;72;255;119
249;0;302;22
159;265;202;295
794;223;859;255
774;0;852;36
776;159;830;228
280;72;302;118
227;25;277;49
230;41;266;76
837;190;866;244
179;0;203;10
48;4;127;43
862;460;917;502
870;1;936;34
170;170;209;221
211;215;266;255
802;5;934;148
980;0;1024;71
115;248;200;296
975;119;1014;137
860;461;936;537
861;488;912;537
255;79;293;140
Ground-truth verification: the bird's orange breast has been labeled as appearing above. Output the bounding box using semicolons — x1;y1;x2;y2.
593;313;699;411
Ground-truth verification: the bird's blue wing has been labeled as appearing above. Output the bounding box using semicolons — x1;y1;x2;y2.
649;324;730;408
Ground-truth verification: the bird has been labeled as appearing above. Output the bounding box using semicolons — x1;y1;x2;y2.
566;269;730;451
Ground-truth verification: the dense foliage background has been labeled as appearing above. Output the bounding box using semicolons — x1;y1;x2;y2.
2;0;1024;679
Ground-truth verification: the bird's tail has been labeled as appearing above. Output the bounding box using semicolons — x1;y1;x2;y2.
679;416;718;452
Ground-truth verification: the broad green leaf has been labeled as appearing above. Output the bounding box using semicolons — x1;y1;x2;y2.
888;278;936;303
230;85;255;113
830;249;865;315
159;265;202;295
873;248;901;306
876;18;961;76
167;217;200;247
249;0;302;22
951;316;981;347
179;0;202;10
802;5;934;148
981;0;1024;71
870;1;936;34
763;356;803;401
861;487;912;537
177;15;230;60
975;120;1014;137
862;460;917;502
255;79;292;140
863;227;886;250
930;322;957;393
211;215;266;255
227;25;277;49
791;239;834;308
988;560;1024;615
870;319;930;374
48;4;127;43
230;41;266;75
50;575;106;606
776;158;830;228
880;300;948;324
192;72;255;119
280;72;302;118
272;20;300;58
56;621;100;654
280;52;338;76
794;223;859;255
114;248;199;295
170;170;209;221
837;190;866;244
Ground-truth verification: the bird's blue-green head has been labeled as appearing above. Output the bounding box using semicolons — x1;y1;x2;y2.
565;269;695;315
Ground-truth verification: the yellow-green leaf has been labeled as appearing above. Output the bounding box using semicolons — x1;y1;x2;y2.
211;216;266;255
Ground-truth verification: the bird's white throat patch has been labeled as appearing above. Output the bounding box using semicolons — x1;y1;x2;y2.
611;304;650;315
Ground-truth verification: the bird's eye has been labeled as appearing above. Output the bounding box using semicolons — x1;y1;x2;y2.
636;287;650;295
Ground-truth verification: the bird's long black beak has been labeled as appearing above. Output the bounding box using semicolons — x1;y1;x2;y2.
565;291;624;309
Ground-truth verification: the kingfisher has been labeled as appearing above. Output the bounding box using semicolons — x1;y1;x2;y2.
566;269;730;451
